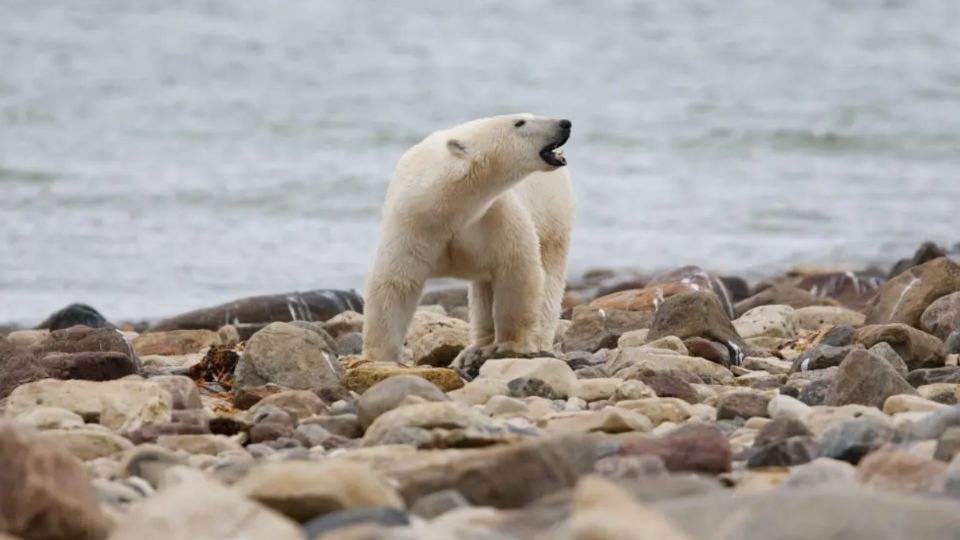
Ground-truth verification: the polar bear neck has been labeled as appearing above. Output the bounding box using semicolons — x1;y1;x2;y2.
442;159;530;221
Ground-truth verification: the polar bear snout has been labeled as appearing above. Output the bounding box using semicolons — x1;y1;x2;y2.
539;119;572;168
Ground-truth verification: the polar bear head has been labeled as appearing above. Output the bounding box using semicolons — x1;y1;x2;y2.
444;113;572;177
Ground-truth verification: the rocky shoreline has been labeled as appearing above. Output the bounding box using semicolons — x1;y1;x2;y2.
2;241;960;540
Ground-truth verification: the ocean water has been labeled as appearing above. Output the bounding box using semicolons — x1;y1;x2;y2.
2;0;959;324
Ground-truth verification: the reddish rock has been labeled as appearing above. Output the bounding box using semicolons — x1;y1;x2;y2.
684;337;731;366
717;392;771;420
617;423;732;474
232;384;287;410
589;282;698;312
133;329;220;356
0;420;110;540
865;257;960;328
629;370;701;404
38;352;138;381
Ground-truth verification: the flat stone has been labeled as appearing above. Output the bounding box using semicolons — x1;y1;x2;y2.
794;306;866;331
233;460;403;522
343;365;463;393
155;434;244;455
716;392;771;420
45;427;134;460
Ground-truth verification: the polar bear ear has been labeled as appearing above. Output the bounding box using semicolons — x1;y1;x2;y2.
446;139;469;160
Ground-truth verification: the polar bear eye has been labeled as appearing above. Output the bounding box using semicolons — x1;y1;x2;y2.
514;120;526;128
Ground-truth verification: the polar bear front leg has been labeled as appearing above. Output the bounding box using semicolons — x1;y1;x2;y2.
468;280;495;347
361;239;438;364
490;234;544;356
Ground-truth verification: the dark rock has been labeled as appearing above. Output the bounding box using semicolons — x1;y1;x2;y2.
947;331;960;355
147;289;364;337
304;507;410;537
208;414;252;437
419;286;469;312
865;257;960;328
720;275;751;304
754;417;812;448
791;345;854;372
824;349;917;407
821;325;856;347
646;291;747;365
231;384;286;410
410;489;470;519
0;420;110;540
561;306;653;353
683;337;731;366
37;325;136;360
890;241;949;278
39;351;138;381
0;350;53;399
747;436;818;468
594;273;651;298
617;423;732;474
909;367;960;387
562;351;596;370
716;392;770;420
35;303;111;331
798;378;833;406
855;324;945;370
261;437;303;451
629;370;701;404
508;377;563;400
818;418;899;464
356;375;447;430
335;332;364;357
935;427;960;462
735;284;842;317
922;292;960;341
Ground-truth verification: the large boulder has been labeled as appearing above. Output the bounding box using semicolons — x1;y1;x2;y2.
865;257;960;328
0;420;110;540
147;289;363;336
5;379;173;433
562;306;654;353
921;292;960;341
235;322;343;391
645;291;747;365
824;349;918;408
854;324;945;370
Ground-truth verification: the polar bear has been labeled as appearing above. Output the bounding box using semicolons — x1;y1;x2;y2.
360;113;575;367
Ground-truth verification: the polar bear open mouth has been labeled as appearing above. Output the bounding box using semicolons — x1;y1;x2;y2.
539;132;570;167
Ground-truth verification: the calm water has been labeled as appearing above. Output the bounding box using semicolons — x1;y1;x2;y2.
2;0;960;324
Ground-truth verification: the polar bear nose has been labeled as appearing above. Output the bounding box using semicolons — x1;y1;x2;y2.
559;119;572;130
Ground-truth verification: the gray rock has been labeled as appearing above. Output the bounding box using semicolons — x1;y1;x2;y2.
235;322;343;391
356;375;448;430
909;367;960;386
868;342;910;378
798;378;833;406
646;291;747;365
818;418;899;464
909;406;960;440
304;507;410;537
410;489;470;519
336;332;364;357
791;345;853;372
935;427;960;462
747;436;817;468
781;458;857;489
